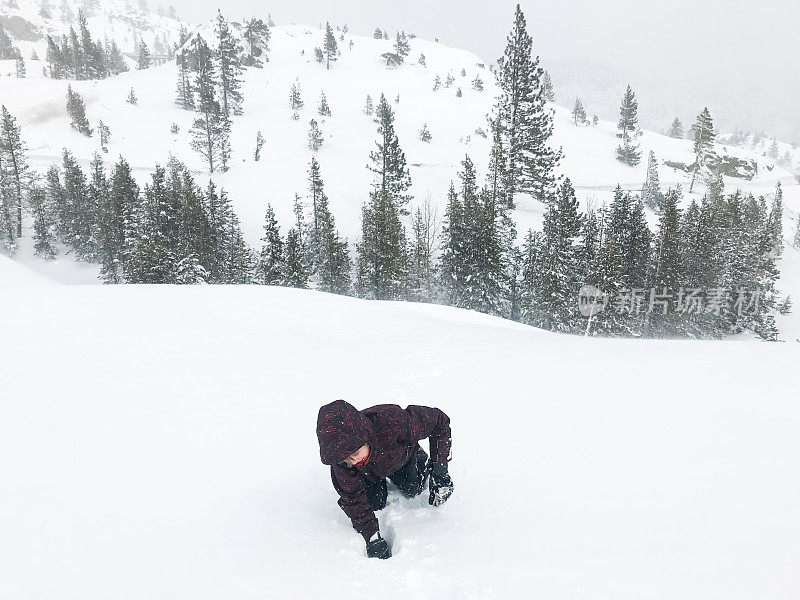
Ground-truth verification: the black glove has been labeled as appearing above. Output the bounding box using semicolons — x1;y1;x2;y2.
428;461;454;506
366;533;391;559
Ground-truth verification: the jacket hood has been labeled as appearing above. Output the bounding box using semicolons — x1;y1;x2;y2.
316;400;374;465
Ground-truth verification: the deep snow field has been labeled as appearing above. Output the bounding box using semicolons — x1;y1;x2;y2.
1;260;799;599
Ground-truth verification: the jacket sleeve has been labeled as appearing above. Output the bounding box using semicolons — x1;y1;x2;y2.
405;405;452;463
330;465;379;541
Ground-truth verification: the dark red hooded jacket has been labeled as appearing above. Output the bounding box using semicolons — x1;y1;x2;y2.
316;399;452;540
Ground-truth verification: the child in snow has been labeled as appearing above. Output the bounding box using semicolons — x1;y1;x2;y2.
316;399;454;559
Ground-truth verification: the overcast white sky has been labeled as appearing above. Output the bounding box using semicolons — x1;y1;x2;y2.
166;0;800;142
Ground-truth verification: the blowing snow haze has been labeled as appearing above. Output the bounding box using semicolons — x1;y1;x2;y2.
168;0;800;143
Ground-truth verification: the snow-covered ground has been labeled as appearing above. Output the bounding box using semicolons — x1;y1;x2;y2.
1;266;799;599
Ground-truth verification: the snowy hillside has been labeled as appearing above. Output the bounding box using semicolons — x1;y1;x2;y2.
1;269;799;599
0;0;186;70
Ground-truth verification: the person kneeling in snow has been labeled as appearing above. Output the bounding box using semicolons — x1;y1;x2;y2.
316;399;454;559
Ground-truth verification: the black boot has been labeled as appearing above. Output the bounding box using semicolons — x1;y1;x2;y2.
366;478;388;511
390;446;429;498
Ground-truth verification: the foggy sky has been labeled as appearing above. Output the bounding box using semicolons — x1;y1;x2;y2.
165;0;800;142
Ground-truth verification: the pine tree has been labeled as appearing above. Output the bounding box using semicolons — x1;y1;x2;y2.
394;31;410;59
527;178;584;331
242;17;270;67
689;107;715;192
216;11;244;117
418;53;426;67
190;36;227;173
646;187;683;336
497;4;561;204
642;151;662;211
127;87;137;104
306;158;350;294
571;98;586;125
137;40;151;69
541;69;555;101
28;185;57;259
174;28;195;109
66;85;93;136
307;119;324;152
15;49;26;78
767;182;783;254
615;85;641;166
433;74;442;91
61;150;96;259
357;95;412;299
0;105;31;238
456;87;463;98
419;123;432;143
104;157;138;282
668;116;684;139
255;204;284;284
97;120;110;152
283;228;309;288
364;94;373;115
290;82;304;111
408;198;438;302
794;213;800;250
318;91;331;116
253;131;265;161
324;22;338;70
373;27;383;39
471;74;484;92
768;138;779;160
445;72;455;87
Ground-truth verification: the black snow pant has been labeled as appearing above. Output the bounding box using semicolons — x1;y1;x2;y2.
366;446;429;511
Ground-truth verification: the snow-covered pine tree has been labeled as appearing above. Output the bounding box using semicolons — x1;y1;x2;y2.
28;185;56;259
318;91;331;116
216;11;244;117
572;98;587;125
445;72;455;87
768;138;779;160
439;182;467;306
190;37;228;173
642;150;662;211
541;69;555;101
314;47;324;63
592;114;598;126
103;156;138;282
97;120;110;152
668;116;684;138
364;94;373;115
106;39;127;74
767;181;783;254
433;74;442;91
408;197;439;302
66;85;93;136
497;4;561;204
419;123;432;143
418;53;426;67
394;31;410;59
61;150;96;259
305;158;350;294
255;204;284;285
615;85;641;166
356;96;412;300
290;82;304;111
15;49;25;78
127;87;137;104
794;212;800;249
0;106;31;238
324;22;338;70
242;17;270;67
646;185;683;337
689;107;715;192
472;74;484;92
373;27;383;39
175;27;195;109
527;178;584;332
254;131;265;161
137;40;150;69
308;119;324;152
284;227;309;288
